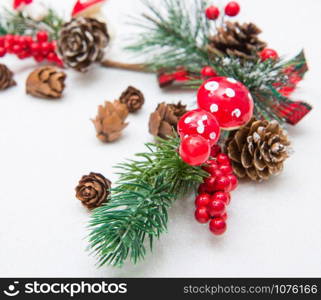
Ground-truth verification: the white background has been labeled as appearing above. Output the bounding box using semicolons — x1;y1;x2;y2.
0;0;321;277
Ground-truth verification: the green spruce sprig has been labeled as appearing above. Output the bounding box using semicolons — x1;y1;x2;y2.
88;136;208;267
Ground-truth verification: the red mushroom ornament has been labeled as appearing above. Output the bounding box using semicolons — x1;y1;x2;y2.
72;0;107;18
13;0;32;10
197;77;254;130
178;109;220;146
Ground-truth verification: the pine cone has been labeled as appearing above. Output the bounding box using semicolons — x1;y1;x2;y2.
209;22;267;60
227;118;290;181
149;102;187;139
119;86;145;113
26;66;66;99
58;17;110;72
0;63;16;90
76;172;111;209
92;100;129;143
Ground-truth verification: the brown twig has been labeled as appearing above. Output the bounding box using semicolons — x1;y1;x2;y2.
101;59;151;73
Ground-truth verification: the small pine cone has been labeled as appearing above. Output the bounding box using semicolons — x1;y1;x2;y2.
0;63;16;90
227;118;290;181
92;100;129;143
76;172;111;209
119;86;145;113
26;66;66;99
58;17;110;72
149;102;187;139
209;22;267;59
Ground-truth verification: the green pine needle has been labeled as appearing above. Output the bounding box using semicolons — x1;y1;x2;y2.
88;136;208;267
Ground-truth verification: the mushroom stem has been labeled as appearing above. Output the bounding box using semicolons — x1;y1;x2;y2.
101;59;151;73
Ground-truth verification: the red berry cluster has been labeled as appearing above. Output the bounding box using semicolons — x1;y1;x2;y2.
205;1;240;21
0;32;63;66
194;147;238;235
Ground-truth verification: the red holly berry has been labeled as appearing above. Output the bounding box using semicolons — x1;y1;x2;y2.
195;193;211;208
210;144;221;157
202;159;218;175
18;51;30;59
211;191;231;205
227;174;238;191
0;36;5;47
0;47;6;57
220;212;228;221
207;200;226;217
212;169;223;178
260;48;279;61
219;164;233;175
205;5;220;20
214;175;231;192
198;183;208;194
179;135;211;166
203;176;216;193
195;207;210;224
209;217;227;235
197;77;254;130
34;54;45;62
30;42;41;54
225;2;240;17
178;109;220;146
216;153;230;165
40;42;51;54
12;44;22;54
201;66;217;78
37;31;48;43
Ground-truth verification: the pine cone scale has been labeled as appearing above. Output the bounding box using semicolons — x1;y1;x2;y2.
0;64;16;90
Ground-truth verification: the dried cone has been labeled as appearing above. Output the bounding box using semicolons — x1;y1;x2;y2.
209;22;267;60
0;63;16;90
119;86;145;113
76;172;111;209
92;100;129;143
149;102;187;139
26;66;66;99
58;17;110;72
227;118;290;181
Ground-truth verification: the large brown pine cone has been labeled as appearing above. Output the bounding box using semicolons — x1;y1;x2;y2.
0;63;16;90
227;118;290;181
26;66;66;99
149;102;187;139
58;17;110;72
209;22;267;60
119;86;145;113
76;172;111;209
92;100;129;143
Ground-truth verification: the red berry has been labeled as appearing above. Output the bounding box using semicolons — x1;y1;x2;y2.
0;47;6;57
179;135;211;166
220;212;228;221
212;169;223;178
198;183;208;194
211;191;230;205
225;2;240;17
205;5;220;20
227;174;238;191
12;44;22;54
214;175;231;192
46;52;56;61
18;51;29;59
209;217;227;235
40;42;51;54
219;164;233;175
207;200;226;217
195;193;211;208
201;66;217;77
0;36;5;47
195;207;210;224
210;144;221;157
216;153;230;165
202;159;218;175
37;31;48;43
34;54;44;62
203;176;216;193
5;34;14;48
260;48;279;61
30;42;40;54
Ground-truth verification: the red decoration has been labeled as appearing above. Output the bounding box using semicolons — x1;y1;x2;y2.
224;2;240;17
0;47;6;57
178;109;220;146
211;192;231;206
209;218;227;235
72;0;106;17
260;48;279;61
179;135;211;166
275;101;312;125
36;31;49;43
205;6;220;20
207;200;226;217
197;77;254;130
195;193;211;208
13;0;32;10
213;176;231;192
201;66;217;78
195;207;210;224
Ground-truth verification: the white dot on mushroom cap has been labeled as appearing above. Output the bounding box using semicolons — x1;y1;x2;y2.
197;126;205;134
184;117;193;124
227;78;237;84
210;104;219;112
225;88;235;98
197;120;204;127
205;81;219;92
231;108;241;118
209;132;217;140
202;115;208;121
